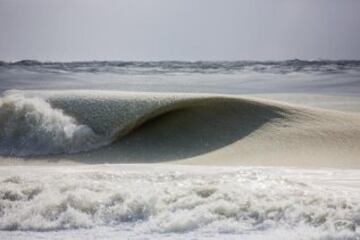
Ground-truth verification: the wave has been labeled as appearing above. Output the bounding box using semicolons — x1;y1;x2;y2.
1;90;360;167
1;60;360;74
0;90;285;157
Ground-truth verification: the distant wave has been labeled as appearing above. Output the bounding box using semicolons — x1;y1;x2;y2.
1;59;360;74
1;90;360;168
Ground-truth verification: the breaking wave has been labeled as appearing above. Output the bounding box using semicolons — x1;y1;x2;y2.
0;93;108;156
0;90;286;157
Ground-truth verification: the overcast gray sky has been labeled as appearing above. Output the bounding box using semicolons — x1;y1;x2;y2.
1;0;360;61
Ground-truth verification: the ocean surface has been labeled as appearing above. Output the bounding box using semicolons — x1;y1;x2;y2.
1;60;360;239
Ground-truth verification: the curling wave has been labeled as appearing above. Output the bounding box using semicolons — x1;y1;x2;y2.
0;90;286;157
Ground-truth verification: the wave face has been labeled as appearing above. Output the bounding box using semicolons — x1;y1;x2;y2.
0;166;359;239
1;59;360;74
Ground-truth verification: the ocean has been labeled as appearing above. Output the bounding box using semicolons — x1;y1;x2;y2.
0;60;360;239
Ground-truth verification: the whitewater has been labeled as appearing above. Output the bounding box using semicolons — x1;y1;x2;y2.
1;60;360;239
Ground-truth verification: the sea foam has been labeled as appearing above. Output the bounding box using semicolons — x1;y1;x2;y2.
0;165;359;239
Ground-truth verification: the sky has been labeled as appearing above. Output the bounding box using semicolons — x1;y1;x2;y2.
0;0;360;61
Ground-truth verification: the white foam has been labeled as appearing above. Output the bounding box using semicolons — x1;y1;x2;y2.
0;93;107;156
0;165;359;239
